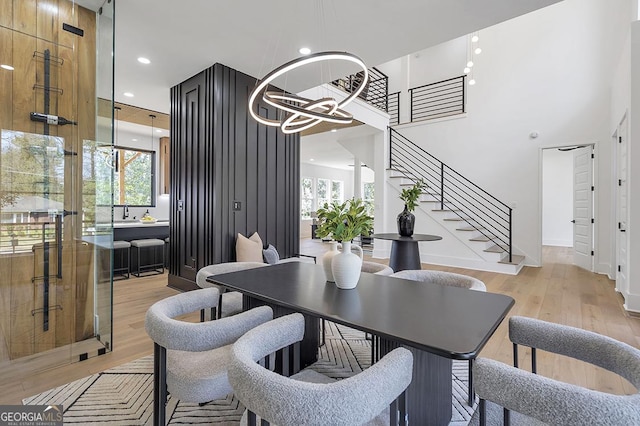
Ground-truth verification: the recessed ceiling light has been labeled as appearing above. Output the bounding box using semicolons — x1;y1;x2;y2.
466;61;474;68
310;158;315;162
156;129;162;133
469;79;476;86
132;138;138;142
123;92;134;97
1;64;14;71
331;129;337;133
474;48;482;55
463;67;471;74
471;35;479;43
137;57;151;64
299;47;311;55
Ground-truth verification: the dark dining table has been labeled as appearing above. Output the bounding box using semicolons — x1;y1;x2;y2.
370;233;442;272
208;262;513;425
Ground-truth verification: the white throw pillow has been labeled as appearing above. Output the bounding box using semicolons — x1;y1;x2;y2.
236;232;264;263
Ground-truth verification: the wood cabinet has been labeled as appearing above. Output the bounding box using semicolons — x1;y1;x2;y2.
168;63;300;291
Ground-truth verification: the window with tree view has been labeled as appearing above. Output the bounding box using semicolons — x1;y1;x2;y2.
111;147;155;206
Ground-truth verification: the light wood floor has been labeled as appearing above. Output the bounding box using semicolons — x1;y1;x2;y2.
1;243;638;404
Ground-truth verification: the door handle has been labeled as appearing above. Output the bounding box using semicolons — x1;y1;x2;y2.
55;214;63;279
571;219;576;223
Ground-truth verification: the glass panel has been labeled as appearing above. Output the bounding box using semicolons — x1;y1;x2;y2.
301;177;313;219
0;0;114;376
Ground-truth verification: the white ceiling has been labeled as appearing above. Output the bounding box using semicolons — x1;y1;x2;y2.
79;0;562;164
93;0;561;114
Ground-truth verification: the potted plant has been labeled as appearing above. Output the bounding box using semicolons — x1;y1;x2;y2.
315;199;373;289
398;178;426;237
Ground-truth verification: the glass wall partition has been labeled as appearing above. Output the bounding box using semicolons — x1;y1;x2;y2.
0;0;114;376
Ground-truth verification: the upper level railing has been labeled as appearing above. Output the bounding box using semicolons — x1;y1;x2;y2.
389;127;512;262
387;91;400;126
331;67;389;112
409;75;466;122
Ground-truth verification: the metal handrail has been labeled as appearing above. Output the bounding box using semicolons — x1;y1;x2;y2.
409;75;466;122
389;127;513;262
330;67;389;112
387;92;400;126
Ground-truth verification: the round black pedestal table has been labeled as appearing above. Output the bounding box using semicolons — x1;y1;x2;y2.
371;233;442;272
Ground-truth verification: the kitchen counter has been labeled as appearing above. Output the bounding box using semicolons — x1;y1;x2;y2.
113;220;169;228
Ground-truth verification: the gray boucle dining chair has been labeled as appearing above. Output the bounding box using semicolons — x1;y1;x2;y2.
229;313;414;426
361;261;394;276
196;262;267;319
390;269;486;406
473;316;640;426
145;287;273;426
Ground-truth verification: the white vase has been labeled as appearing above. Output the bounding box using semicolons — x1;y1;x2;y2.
332;242;363;289
322;241;341;282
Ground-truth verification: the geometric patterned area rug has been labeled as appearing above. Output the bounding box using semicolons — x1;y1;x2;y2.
24;321;477;425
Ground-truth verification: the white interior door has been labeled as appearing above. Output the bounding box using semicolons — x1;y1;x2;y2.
573;146;594;271
616;118;629;293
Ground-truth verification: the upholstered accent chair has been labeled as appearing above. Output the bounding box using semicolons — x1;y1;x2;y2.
145;288;273;425
196;262;267;319
474;316;640;426
361;261;394;276
390;269;486;406
390;269;486;292
229;313;414;426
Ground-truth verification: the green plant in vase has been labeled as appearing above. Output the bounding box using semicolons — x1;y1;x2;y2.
315;198;373;288
398;178;426;236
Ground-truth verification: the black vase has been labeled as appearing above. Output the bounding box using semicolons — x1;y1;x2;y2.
397;204;415;237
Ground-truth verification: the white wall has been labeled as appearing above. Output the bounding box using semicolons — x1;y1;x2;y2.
381;0;631;270
542;149;573;247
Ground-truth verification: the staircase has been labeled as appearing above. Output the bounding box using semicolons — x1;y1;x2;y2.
388;128;525;274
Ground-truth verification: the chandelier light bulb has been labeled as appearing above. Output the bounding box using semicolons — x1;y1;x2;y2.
469;79;476;86
471;35;479;43
464;67;471;74
299;47;311;55
474;48;482;55
467;61;474;68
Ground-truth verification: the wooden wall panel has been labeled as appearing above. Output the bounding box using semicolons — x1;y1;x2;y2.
168;63;300;291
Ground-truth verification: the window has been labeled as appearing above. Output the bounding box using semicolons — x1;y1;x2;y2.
331;180;343;203
363;182;375;217
113;147;155;206
317;178;330;209
301;177;314;219
300;177;344;219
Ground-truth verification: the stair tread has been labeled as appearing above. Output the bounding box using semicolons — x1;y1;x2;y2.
469;236;491;242
484;244;505;253
444;218;470;222
457;226;484;231
432;209;461;212
498;254;525;265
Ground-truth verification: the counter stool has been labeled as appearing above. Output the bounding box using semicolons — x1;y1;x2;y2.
112;240;131;280
130;239;165;277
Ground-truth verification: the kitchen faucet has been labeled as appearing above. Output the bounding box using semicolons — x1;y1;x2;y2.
123;204;129;220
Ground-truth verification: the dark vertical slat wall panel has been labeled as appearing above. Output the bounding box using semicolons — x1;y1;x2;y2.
168;63;299;291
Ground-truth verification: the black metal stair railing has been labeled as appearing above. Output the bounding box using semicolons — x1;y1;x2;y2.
409;75;466;122
387;91;400;125
389;128;513;262
331;67;389;112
